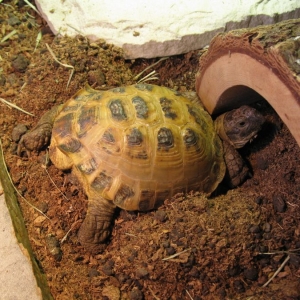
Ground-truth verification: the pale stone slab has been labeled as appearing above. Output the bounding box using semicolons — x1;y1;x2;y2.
0;183;42;300
35;0;300;58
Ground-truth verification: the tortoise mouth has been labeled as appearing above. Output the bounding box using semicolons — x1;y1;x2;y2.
232;132;259;148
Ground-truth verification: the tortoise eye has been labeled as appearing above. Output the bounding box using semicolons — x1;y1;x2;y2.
239;121;246;127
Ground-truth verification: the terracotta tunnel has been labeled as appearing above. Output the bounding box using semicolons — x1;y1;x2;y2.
195;19;300;148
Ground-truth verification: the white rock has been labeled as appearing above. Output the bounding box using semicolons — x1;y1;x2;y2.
35;0;300;59
0;183;42;299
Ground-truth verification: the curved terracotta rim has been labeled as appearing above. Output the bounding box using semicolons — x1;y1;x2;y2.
196;52;300;147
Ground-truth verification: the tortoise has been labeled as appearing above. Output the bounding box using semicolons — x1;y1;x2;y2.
17;83;264;252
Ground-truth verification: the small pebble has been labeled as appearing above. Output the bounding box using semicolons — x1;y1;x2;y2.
102;285;120;300
18;33;26;40
258;257;270;267
249;225;260;233
244;267;258;281
273;194;287;213
166;246;176;255
6;73;20;86
127;250;138;262
102;259;115;276
289;254;300;268
262;222;271;232
255;196;264;205
208;242;215;248
182;253;195;268
87;70;106;86
88;268;100;277
256;155;269;170
154;210;167;222
189;266;199;277
18;185;27;195
258;245;268;253
33;215;47;226
37;201;48;214
0;74;6;86
116;273;129;283
228;265;241;277
12;54;30;72
45;234;62;261
7;15;21;26
161;241;170;248
40;26;53;35
233;280;245;293
218;288;227;299
136;267;148;278
258;275;268;286
263;232;272;240
129;288;143;300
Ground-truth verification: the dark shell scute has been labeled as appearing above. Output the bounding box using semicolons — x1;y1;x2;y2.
132;96;148;119
134;83;153;92
91;172;113;191
93;94;102;101
183;128;198;147
135;151;148;159
53;113;74;137
74;95;88;102
62;105;80;112
187;104;208;130
160;97;177;119
112;87;126;93
154;190;170;208
157;127;174;150
139;190;155;211
77;107;98;137
77;158;97;174
101;129;115;144
114;184;134;207
127;128;143;146
58;137;82;153
173;90;182;96
109;99;127;121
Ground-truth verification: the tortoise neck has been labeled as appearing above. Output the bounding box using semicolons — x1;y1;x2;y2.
214;114;233;147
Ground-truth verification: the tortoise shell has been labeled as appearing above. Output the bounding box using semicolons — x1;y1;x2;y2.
49;83;226;211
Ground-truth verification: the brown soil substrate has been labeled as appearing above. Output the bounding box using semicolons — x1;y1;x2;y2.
0;2;299;299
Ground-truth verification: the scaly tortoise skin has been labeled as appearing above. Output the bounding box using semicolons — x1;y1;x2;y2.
18;83;264;252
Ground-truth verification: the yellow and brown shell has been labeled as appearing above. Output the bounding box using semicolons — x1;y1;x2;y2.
49;84;225;211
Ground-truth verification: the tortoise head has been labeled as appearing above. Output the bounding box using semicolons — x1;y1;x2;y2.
214;105;265;149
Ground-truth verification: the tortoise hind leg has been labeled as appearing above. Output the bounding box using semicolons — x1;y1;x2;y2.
222;141;250;188
78;197;116;253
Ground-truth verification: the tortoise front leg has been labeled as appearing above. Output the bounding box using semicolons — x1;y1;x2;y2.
17;104;63;155
78;197;116;253
222;140;250;188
